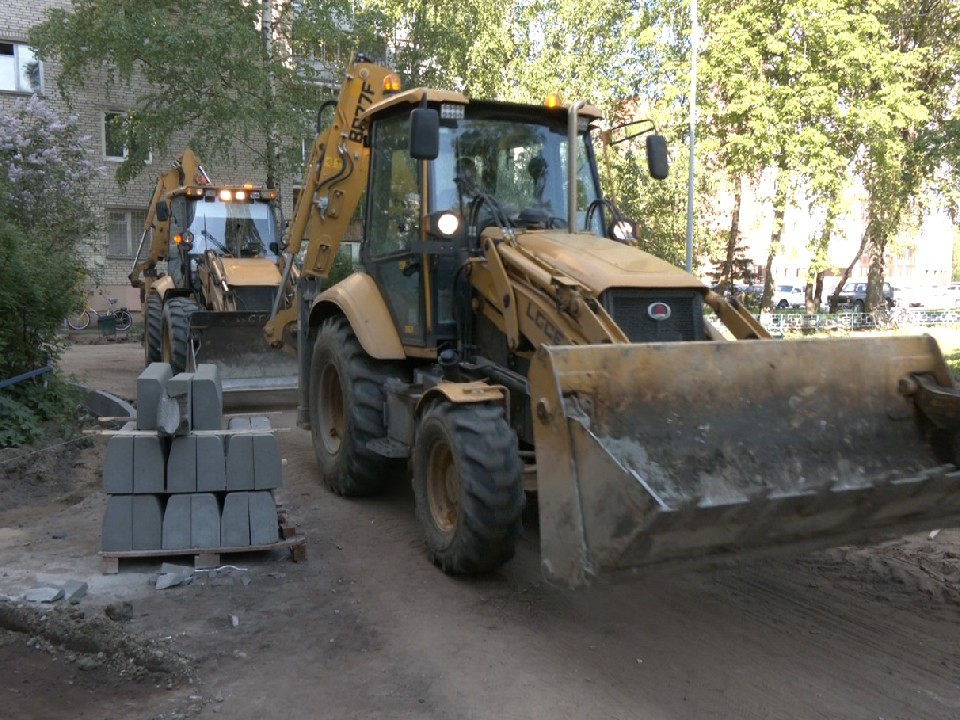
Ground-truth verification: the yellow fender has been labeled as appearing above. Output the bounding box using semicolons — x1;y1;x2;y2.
310;272;405;360
416;381;506;417
150;276;177;303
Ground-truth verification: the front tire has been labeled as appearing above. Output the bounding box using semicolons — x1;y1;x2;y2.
412;401;524;576
161;297;198;374
66;310;90;331
144;293;163;364
309;316;405;496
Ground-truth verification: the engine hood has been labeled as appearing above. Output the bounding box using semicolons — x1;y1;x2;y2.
513;230;707;295
219;257;282;287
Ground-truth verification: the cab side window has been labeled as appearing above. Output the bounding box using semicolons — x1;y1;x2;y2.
365;114;420;258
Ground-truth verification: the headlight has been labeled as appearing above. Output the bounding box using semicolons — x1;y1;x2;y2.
436;213;460;236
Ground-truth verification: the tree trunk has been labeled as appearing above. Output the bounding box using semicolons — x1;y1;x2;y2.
718;176;743;293
760;159;788;311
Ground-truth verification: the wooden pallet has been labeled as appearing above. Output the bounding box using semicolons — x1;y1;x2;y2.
100;533;307;574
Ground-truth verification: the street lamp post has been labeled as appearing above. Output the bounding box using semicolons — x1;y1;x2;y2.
686;0;699;274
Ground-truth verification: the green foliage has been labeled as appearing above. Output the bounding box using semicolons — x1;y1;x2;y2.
0;97;95;447
0;375;84;448
0;99;96;380
326;249;355;286
29;0;388;186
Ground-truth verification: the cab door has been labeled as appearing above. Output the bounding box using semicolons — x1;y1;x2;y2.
362;112;427;347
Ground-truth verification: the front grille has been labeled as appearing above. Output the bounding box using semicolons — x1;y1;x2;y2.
601;289;704;342
233;286;275;313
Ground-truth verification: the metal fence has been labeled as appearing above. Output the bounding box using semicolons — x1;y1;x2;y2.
761;308;960;335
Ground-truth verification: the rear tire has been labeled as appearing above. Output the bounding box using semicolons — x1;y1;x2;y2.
412;401;524;576
309;316;405;496
144;293;163;364
114;309;133;332
161;297;198;374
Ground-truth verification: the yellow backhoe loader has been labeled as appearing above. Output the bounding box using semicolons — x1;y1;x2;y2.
130;150;298;394
267;53;960;587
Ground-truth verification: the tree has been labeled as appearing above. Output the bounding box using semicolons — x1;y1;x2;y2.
29;0;387;186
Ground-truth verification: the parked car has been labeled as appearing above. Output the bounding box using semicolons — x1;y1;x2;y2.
835;281;895;311
772;284;805;309
945;284;960;307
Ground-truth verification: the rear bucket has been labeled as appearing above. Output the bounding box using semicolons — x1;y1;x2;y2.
528;335;960;587
188;311;298;394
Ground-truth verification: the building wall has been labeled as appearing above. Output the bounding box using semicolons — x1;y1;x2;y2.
1;0;305;313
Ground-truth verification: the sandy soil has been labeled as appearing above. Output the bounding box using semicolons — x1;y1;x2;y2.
1;341;959;719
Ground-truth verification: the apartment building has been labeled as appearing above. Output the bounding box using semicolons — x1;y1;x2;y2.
1;0;308;312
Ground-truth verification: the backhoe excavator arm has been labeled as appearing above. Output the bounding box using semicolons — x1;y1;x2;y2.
128;149;209;293
264;55;397;349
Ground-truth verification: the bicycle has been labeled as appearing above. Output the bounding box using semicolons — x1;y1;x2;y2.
66;297;133;332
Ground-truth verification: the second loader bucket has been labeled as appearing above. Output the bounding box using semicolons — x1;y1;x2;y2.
528;335;960;587
188;311;298;394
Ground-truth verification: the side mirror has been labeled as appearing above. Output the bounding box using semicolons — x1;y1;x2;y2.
409;108;439;160
646;135;669;180
269;242;279;255
155;200;169;222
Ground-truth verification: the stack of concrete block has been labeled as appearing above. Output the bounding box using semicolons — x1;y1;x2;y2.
101;362;283;554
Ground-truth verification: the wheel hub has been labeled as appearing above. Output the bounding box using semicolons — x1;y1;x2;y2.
427;442;459;534
319;363;344;455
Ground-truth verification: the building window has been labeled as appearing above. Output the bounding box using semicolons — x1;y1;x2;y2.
0;42;42;94
107;208;148;258
103;111;152;163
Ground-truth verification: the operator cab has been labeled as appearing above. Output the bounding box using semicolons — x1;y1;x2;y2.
164;187;280;287
360;92;667;353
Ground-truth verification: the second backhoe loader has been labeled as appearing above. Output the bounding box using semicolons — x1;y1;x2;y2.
130;150;297;395
268;54;960;587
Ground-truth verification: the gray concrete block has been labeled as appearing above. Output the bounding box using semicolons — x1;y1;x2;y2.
137;363;172;430
102;495;133;552
191;365;223;431
221;492;250;547
156;394;184;435
250;416;272;430
133;435;166;493
102;433;134;494
162;495;192;550
164;372;194;435
252;433;282;490
225;433;255;491
191;494;221;549
132;495;164;551
227;417;251;431
249;491;278;546
196;434;226;492
166;436;197;493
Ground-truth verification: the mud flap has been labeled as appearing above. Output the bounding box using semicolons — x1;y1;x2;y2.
528;335;960;587
188;311;298;393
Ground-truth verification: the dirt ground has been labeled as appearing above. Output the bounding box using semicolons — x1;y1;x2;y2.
2;340;960;719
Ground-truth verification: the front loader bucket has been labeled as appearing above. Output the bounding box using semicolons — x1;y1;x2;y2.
528;336;960;587
188;311;297;395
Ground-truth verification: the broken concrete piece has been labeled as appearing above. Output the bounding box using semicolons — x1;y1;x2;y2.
24;587;64;603
61;580;88;603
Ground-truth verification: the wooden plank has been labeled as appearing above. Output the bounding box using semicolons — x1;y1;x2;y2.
99;534;307;572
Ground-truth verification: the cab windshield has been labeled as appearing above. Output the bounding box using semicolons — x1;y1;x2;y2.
185;199;278;259
428;112;602;234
